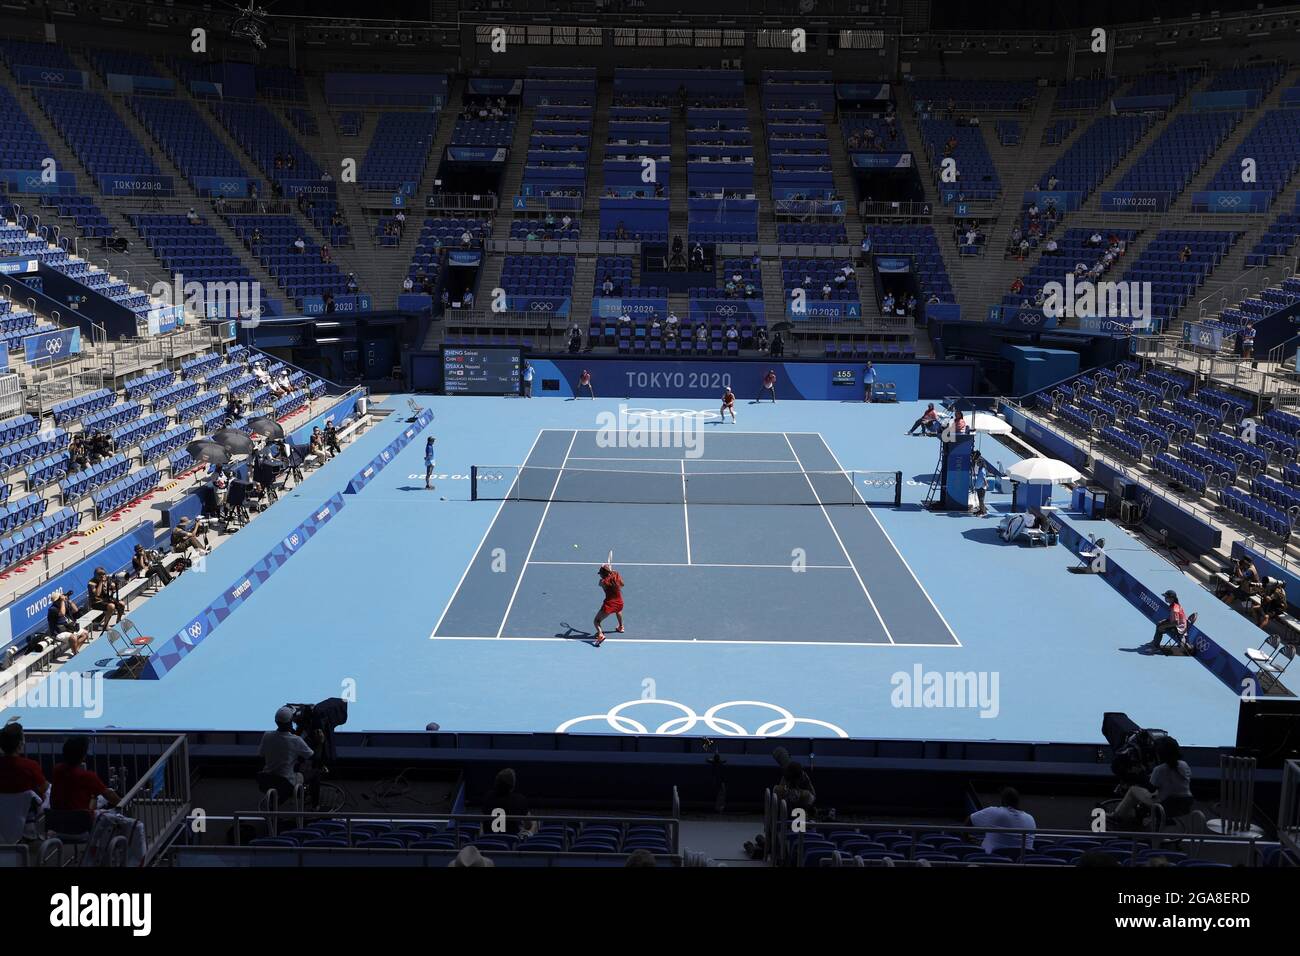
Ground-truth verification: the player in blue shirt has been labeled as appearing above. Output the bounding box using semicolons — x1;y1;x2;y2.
424;437;436;490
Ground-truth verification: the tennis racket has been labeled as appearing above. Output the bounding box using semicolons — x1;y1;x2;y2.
606;548;615;568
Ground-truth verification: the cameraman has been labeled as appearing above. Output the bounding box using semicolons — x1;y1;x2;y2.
132;543;172;588
258;706;324;800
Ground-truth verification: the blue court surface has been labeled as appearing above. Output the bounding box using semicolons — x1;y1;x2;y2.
5;395;1256;746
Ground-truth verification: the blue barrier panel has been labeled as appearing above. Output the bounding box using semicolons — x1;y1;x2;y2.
301;294;372;315
850;152;914;169
23;327;80;363
528;358;919;401
105;73;175;94
98;174;174;196
998;402;1090;471
0;522;154;654
689;298;766;322
447;250;482;267
324;71;447;105
1184;322;1224;350
0;169;77;193
925;302;961;322
141;492;348;679
593;297;667;319
1191;191;1269;213
988;307;1058;330
193;176;253;198
345;409;434;495
599;197;669;236
147;305;184;335
13;65;86;88
1100;191;1171;212
468;78;522;96
1113;94;1175;111
1192;90;1258;110
0;257;40;276
837;83;891;101
1282;86;1300;107
787;300;863;321
506;296;571;317
447;147;507;163
1022;190;1083;212
398;293;433;311
189;80;222;97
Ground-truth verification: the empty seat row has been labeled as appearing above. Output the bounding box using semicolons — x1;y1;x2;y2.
60;454;129;502
0;507;80;573
93;467;160;519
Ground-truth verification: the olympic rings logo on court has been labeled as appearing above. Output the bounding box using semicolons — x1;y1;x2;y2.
620;408;717;420
556;698;848;737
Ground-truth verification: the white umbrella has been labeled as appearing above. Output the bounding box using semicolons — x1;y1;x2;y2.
1007;457;1082;485
968;411;1013;435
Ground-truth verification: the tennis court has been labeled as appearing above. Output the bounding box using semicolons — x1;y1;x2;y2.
432;426;958;646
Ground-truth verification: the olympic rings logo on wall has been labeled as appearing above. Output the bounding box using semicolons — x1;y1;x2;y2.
556;698;849;737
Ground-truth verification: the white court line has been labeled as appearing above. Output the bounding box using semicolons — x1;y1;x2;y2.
783;432;895;645
818;436;963;648
494;430;578;639
681;459;691;565
429;430;544;639
432;635;959;648
528;560;854;569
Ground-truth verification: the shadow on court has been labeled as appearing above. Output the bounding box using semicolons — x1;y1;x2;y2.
960;527;1008;546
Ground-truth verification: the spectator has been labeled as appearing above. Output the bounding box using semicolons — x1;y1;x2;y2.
480;767;532;833
402;276;414;293
0;723;48;800
1178;245;1192;263
1046;175;1058;190
50;736;120;825
1043;238;1059;254
1217;556;1260;604
862;361;877;403
185;207;200;226
461;288;474;308
773;760;816;813
291;236;306;255
965;787;1035;855
46;590;90;654
1109;736;1194;827
319;244;331;264
601;276;614;296
449;845;494;867
625;848;657;867
345;273;359;294
1009;277;1025;295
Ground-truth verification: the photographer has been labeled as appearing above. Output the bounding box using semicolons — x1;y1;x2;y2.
46;590;91;654
132;543;172;588
258;706;324;802
87;567;126;633
323;421;342;457
170;517;209;558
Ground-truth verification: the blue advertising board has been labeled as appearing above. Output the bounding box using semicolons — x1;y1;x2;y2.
14;65;86;88
1100;191;1171;212
1022;190;1083;212
593;297;667;320
689;298;765;322
1184;322;1223;351
0;169;76;193
105;73;175;94
193;176;254;198
24;327;80;363
447;147;507;163
850;152;913;169
301;294;373;315
527;358;919;402
1191;191;1269;213
98;174;174;196
506;296;570;317
787;300;862;321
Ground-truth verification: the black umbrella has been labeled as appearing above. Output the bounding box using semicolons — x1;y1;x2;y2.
247;416;285;441
212;428;255;455
185;440;231;467
769;321;795;334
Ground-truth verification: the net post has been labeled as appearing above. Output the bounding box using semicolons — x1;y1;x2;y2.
470;465;478;501
894;471;902;507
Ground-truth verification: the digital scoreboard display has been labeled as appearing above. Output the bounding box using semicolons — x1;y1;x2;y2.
443;346;522;395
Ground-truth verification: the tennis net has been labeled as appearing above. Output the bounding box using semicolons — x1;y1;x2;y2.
470;465;902;506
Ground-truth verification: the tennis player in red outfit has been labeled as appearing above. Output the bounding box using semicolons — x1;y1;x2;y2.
593;564;624;646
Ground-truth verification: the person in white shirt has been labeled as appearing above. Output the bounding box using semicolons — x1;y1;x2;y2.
461;230;473;247
965;227;977;246
966;787;1036;855
617;311;632;328
292;236;306;254
402;276;414;292
665;311;679;328
253;363;271;385
1110;737;1194;826
1043;238;1058;253
1089;232;1103;247
186;207;200;225
275;370;292;395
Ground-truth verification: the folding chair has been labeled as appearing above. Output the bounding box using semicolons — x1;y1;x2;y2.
1077;536;1105;571
1246;635;1294;693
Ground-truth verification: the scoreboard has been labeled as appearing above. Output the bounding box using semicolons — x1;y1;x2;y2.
443;346;522;395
